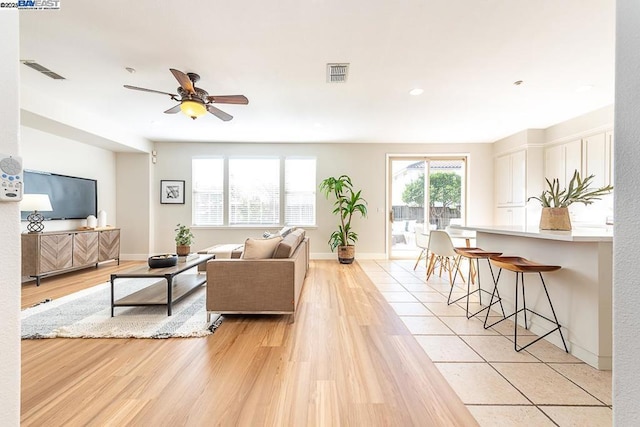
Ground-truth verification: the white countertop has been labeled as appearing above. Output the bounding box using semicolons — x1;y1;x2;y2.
450;225;613;242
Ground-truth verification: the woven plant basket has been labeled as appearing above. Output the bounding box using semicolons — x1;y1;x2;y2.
540;207;571;231
338;245;355;264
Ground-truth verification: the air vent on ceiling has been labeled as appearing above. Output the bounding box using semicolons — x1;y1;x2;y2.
327;63;349;83
21;60;66;80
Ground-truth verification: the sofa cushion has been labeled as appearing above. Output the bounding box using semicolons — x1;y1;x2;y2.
273;228;306;259
242;236;283;259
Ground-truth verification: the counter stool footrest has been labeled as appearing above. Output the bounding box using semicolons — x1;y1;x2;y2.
448;287;505;319
485;268;569;353
514;323;564;353
448;256;507;320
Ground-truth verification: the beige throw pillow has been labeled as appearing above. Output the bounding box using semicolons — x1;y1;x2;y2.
241;236;283;259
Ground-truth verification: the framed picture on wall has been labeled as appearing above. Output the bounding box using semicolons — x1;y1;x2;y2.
160;180;185;204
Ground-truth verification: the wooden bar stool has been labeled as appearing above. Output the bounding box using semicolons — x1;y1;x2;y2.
485;256;568;353
450;248;506;319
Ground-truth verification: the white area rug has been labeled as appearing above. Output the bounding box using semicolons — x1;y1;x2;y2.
21;277;222;339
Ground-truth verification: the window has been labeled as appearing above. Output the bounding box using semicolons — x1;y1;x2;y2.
192;157;316;227
229;158;279;225
192;158;224;226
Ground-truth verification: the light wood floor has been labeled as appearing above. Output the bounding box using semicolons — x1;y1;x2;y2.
21;260;478;426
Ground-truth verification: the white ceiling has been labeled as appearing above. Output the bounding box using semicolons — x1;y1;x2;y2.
18;0;615;147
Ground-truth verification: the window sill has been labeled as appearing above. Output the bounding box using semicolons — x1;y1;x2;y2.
191;225;318;230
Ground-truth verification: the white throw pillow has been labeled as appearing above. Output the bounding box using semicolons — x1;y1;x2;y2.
278;226;296;238
242;236;283;259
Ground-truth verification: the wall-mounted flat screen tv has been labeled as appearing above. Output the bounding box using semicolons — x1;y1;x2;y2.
21;170;98;221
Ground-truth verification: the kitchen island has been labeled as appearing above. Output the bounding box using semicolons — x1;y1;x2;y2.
451;225;612;369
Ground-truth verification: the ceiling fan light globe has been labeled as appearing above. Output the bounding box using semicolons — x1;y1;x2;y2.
180;100;207;119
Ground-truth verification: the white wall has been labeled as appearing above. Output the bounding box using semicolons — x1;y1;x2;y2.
116;152;153;258
492;129;545;155
0;10;21;426
130;141;494;258
20;126;117;232
613;0;640;423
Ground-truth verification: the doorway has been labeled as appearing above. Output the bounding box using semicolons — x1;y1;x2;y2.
388;156;467;259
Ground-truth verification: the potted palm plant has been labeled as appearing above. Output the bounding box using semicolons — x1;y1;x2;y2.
320;175;368;264
528;170;613;230
174;223;194;256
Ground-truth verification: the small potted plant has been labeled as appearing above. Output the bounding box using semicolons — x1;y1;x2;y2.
319;175;368;264
174;223;194;256
528;170;613;230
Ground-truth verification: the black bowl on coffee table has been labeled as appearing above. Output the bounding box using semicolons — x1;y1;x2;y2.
148;254;178;268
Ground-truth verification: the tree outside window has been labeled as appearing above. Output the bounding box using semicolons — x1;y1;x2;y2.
402;172;461;227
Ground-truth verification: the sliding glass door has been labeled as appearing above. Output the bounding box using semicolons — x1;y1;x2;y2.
388;156;466;259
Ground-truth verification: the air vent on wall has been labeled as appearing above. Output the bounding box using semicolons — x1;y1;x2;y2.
20;60;66;80
327;63;349;83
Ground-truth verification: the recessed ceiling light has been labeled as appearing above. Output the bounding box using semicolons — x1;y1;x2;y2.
576;84;594;92
125;67;136;74
409;88;424;96
513;80;524;86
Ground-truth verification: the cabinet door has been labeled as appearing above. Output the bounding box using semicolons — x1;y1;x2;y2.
99;229;120;262
564;139;582;186
40;234;73;273
545;144;564;186
495;154;511;205
545;140;582;187
495;207;525;226
510;207;525;227
583;133;607;188
73;232;99;266
511;150;526;205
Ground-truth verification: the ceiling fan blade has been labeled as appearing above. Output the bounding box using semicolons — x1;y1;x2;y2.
170;68;195;94
206;95;249;105
124;85;179;101
164;104;182;114
124;85;178;98
207;104;233;121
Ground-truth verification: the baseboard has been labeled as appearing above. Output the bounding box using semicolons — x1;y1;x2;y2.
310;252;387;260
119;254;149;261
122;253;389;262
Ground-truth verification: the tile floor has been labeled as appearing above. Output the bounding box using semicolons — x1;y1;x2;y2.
359;259;612;427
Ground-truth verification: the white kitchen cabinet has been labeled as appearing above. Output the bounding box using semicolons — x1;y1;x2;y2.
495;206;525;227
583;132;607;188
544;139;582;187
565;139;582;183
546;133;614;189
544;144;563;186
584;131;614;187
495;149;526;207
511;150;526;205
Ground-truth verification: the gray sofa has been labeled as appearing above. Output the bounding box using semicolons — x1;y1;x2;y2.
204;229;309;321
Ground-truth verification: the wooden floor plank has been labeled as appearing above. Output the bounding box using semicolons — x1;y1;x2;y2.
21;260;478;426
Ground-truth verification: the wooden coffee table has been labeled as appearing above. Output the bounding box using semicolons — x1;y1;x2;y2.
110;254;215;316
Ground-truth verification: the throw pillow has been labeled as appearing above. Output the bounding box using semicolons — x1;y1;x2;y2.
278;226;296;238
242;236;283;259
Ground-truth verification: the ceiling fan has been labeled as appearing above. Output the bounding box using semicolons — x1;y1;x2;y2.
124;68;248;121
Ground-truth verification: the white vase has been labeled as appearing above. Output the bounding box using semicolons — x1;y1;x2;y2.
97;210;107;228
87;215;97;228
